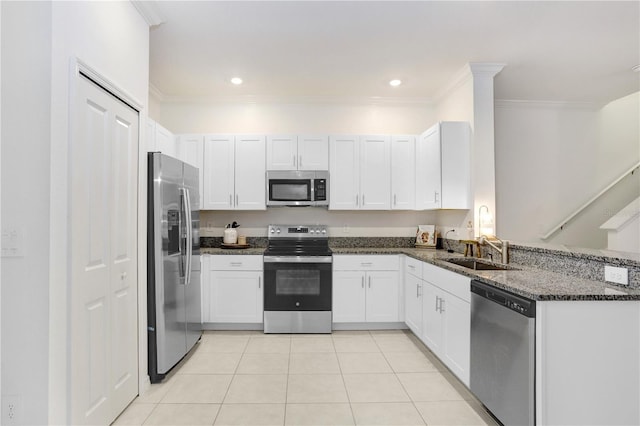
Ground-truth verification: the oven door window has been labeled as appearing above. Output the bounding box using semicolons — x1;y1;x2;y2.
276;269;320;296
264;262;331;311
269;179;311;202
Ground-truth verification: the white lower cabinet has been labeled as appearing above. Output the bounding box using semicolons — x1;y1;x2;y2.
332;271;366;322
333;255;400;323
432;283;470;384
535;301;640;426
203;255;263;324
403;256;470;386
404;258;423;335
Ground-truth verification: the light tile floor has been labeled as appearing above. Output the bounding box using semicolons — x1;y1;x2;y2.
113;330;498;426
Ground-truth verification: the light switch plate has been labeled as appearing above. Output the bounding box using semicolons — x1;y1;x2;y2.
1;227;24;258
604;265;628;285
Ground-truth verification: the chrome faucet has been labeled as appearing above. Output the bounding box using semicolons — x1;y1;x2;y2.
479;235;509;264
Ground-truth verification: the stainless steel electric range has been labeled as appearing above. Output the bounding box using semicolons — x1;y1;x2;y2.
263;224;332;333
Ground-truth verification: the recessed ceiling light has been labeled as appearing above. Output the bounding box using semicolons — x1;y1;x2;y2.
389;79;402;87
230;77;243;85
633;65;640;73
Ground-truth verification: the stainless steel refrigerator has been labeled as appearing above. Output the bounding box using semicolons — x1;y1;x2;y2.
147;152;201;383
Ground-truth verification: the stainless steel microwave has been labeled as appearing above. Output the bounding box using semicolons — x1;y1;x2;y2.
266;170;329;207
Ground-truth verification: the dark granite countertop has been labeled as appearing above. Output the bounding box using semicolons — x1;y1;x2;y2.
201;247;266;256
332;247;640;301
200;245;640;301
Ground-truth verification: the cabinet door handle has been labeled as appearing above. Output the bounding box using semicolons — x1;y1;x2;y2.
435;191;440;203
394;194;397;206
258;276;261;289
230;262;243;267
440;298;445;313
416;283;420;298
361;276;364;288
435;296;439;312
408;264;415;269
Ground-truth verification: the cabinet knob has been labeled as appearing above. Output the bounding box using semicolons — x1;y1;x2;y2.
296;301;300;307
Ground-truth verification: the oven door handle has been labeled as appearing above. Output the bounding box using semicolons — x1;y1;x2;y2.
263;256;333;264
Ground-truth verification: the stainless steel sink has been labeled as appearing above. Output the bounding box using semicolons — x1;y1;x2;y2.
443;258;515;271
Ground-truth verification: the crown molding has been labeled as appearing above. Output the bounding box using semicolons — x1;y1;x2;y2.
131;0;165;27
433;62;506;103
468;62;507;78
495;99;602;111
148;83;165;102
433;64;474;103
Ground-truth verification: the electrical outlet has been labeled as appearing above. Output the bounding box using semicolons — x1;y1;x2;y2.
604;265;628;285
2;395;21;425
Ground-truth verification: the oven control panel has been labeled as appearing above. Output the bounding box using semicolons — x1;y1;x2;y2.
268;224;328;238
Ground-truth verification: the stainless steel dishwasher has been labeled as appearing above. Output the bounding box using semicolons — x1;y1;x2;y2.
470;280;536;426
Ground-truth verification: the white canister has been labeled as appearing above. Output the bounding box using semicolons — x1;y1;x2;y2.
223;227;238;244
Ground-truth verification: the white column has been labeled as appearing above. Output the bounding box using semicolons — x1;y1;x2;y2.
469;63;505;237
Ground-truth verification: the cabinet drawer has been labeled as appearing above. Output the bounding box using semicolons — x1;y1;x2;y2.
404;256;423;279
210;255;263;271
423;262;470;303
333;255;399;271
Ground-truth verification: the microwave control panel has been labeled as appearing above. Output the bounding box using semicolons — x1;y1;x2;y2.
314;179;327;201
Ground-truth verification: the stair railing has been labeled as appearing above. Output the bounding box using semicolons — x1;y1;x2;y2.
541;161;640;240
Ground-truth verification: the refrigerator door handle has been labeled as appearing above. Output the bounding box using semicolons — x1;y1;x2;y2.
179;188;190;285
183;188;193;286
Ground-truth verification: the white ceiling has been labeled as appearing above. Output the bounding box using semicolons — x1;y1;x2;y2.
148;1;640;105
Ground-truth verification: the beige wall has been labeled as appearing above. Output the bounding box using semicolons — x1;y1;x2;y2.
495;92;640;246
1;2;150;423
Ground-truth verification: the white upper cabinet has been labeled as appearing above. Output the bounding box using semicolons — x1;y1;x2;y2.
146;118;177;158
177;134;204;206
360;135;391;209
202;134;266;210
416;122;471;210
266;135;329;171
329;135;360;209
177;134;203;168
391;135;416;210
298;135;329;170
266;135;297;170
329;135;391;210
235;135;267;210
203;135;235;210
416;125;442;210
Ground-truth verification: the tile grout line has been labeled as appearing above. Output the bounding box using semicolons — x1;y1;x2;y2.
377;330;440;425
336;331;360;426
211;335;251;425
283;335;292;426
